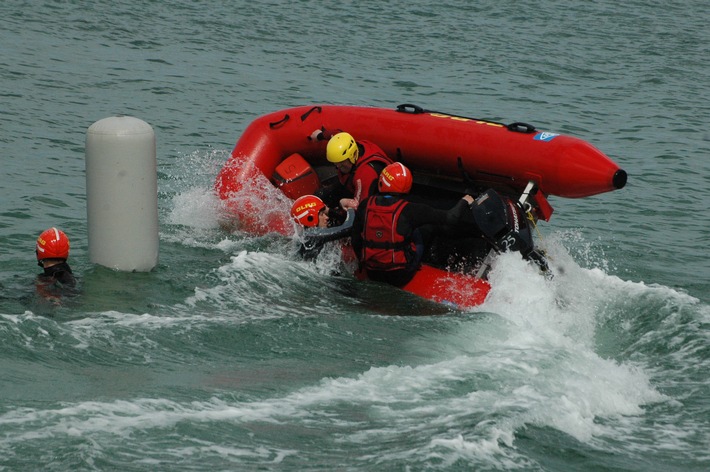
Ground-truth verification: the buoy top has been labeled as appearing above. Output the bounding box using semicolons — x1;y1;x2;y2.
88;116;153;136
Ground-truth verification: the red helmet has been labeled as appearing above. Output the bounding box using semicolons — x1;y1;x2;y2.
378;162;412;194
36;227;70;261
290;195;326;227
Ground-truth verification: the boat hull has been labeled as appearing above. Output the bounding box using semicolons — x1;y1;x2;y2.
217;104;626;208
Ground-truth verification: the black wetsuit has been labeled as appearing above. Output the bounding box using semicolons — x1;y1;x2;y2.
39;262;75;285
36;262;77;301
297;208;357;261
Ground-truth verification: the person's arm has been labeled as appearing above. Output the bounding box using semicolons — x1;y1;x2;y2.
397;202;449;235
301;209;356;245
343;164;380;210
398;197;474;233
350;204;366;257
445;196;474;226
340;180;363;211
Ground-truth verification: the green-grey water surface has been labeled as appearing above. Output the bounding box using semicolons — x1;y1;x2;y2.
1;1;709;470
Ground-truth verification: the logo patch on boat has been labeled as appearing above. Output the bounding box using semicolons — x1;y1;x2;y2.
534;132;559;142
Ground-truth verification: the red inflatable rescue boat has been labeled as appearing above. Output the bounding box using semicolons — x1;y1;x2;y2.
215;104;627;309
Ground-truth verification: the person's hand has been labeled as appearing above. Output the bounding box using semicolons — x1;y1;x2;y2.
309;129;325;141
462;195;474;205
340;198;358;210
464;187;479;198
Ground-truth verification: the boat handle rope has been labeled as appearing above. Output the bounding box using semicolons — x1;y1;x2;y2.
269;114;290;129
300;106;322;121
396;104;425;114
507;122;537;134
519;180;550;262
526;210;545;245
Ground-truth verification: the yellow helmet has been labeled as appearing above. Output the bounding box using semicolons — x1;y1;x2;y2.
326;132;358;164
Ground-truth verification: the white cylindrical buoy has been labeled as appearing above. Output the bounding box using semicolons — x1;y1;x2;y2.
86;116;158;272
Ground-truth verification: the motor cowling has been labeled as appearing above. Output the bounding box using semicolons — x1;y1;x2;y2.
470;189;548;271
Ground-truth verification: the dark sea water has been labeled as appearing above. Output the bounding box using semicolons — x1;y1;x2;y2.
1;0;709;470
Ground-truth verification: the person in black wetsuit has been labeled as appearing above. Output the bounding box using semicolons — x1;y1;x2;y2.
290;192;359;259
290;194;331;230
351;162;475;287
35;227;76;296
291;195;334;260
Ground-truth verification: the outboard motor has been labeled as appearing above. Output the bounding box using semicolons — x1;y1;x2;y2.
471;189;549;272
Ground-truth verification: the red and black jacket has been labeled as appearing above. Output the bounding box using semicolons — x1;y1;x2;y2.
359;196;416;272
337;141;392;199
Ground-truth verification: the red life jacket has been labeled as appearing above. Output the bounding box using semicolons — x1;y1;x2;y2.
360;197;415;272
338;140;392;193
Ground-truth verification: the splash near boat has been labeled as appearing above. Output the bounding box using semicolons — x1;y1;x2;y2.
215;104;627;308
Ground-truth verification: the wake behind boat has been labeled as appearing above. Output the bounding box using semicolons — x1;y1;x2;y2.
215;104;627;308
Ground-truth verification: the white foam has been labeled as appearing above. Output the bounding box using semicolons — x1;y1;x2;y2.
153;229;679;457
182;250;328;319
168;187;222;229
345;247;657;460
